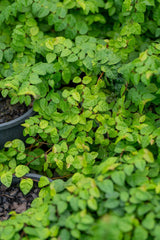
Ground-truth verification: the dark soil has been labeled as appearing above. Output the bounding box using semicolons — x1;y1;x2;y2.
0;96;32;124
0;183;39;221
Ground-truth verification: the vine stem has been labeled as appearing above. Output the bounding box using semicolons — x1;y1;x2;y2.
0;194;14;199
51;174;73;180
122;82;128;96
26;147;52;166
98;72;104;81
20;224;28;239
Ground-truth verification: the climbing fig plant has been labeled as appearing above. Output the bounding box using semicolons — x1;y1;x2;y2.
0;0;160;240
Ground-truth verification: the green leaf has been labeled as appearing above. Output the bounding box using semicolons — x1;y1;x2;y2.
26;137;36;144
81;214;94;224
73;76;81;83
17;152;26;161
69;196;79;211
10;96;19;105
29;73;42;84
1;226;15;240
50;225;59;237
71;229;81;239
72;173;83;183
37;7;50;18
50;92;60;103
77;21;88;34
12;139;25;152
23;226;38;236
40;120;49;129
38;176;50;188
1;172;12;188
59;229;70;240
144;0;155;6
141;135;150;148
37;228;50;239
0;49;3;62
62;68;71;84
4;48;14;62
89;187;100;198
66;155;74;166
140;124;154;135
95;157;118;175
67;54;78;62
0;153;8;163
22;0;33;7
108;53;121;65
118;218;133;232
20;178;33;195
61;49;72;57
62;89;70;98
59;125;75;138
142;212;155;230
137;203;153;216
87;198;97;210
97;179;114;194
15;165;30;178
133;226;148;240
30;26;39;36
1;89;9;98
120;191;129;202
61;142;68;152
135;159;146;171
56;159;64;170
82;76;92;84
57;200;68;214
111;171;125;186
143;149;154;163
46;53;56;63
45;38;55;50
132;12;144;23
32;63;49;75
26;17;37;27
105;199;119;209
121;22;141;36
50;179;65;192
72;91;81;102
9;159;16;169
156;136;160;147
126;170;148;187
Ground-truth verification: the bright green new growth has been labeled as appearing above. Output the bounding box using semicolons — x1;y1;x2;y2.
0;0;160;239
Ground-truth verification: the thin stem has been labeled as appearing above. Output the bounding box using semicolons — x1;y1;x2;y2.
98;72;104;81
51;174;73;180
26;147;52;166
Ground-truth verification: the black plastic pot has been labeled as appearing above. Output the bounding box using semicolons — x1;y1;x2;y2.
0;108;34;149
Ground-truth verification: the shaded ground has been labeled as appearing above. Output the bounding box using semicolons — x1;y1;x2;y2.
0;183;39;221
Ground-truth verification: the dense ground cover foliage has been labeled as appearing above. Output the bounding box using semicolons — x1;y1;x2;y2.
0;0;160;239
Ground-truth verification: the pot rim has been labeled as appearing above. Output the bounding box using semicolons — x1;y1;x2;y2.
18;173;53;183
0;108;33;130
0;173;53;186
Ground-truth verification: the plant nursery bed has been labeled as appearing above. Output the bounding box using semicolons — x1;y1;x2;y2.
0;183;39;221
0;96;32;123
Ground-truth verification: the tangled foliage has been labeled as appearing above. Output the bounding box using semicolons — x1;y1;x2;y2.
0;0;160;239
